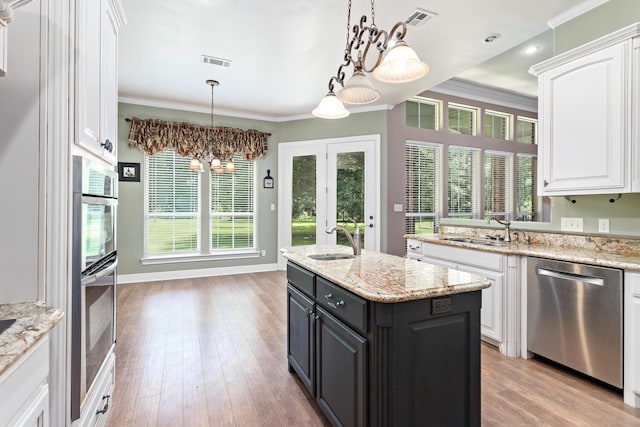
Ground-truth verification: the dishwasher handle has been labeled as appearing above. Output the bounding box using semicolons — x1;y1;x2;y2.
537;267;604;286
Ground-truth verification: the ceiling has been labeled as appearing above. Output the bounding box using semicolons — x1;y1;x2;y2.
117;0;590;121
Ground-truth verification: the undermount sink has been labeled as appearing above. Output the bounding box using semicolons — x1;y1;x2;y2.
0;319;16;335
442;237;511;247
308;253;355;261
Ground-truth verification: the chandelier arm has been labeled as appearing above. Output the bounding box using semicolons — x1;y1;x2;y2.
361;28;388;73
388;21;408;42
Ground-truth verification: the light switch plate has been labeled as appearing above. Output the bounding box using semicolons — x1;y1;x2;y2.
394;204;403;212
560;217;583;232
598;218;610;233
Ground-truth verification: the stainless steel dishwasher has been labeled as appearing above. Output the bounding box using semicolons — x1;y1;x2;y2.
527;257;623;388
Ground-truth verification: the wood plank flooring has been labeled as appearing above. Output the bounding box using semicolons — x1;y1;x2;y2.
106;272;640;427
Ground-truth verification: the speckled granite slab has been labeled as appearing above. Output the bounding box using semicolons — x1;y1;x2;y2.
406;228;640;271
0;302;63;376
281;245;490;303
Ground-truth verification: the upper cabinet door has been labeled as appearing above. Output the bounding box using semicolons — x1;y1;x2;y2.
75;0;124;165
538;41;630;195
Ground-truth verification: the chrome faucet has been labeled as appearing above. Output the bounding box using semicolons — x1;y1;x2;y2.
326;220;361;255
489;216;512;242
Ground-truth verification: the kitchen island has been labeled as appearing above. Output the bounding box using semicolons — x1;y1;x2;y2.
281;245;490;427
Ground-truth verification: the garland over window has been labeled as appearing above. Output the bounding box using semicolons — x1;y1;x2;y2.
126;117;270;161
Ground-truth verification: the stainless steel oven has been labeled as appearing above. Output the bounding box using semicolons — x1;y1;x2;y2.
71;156;118;421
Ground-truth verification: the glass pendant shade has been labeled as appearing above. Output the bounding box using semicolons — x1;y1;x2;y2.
312;92;350;119
189;157;202;171
225;160;236;173
336;70;380;104
210;158;222;169
372;41;429;83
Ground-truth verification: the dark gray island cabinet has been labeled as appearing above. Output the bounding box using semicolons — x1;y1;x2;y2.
283;246;490;427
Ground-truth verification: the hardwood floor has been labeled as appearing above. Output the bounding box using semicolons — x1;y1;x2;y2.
106;272;640;427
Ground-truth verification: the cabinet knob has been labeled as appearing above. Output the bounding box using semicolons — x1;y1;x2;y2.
101;139;113;153
325;294;344;309
543;179;549;187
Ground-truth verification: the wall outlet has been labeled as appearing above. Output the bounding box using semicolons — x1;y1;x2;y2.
598;219;610;233
560;217;583;232
261;249;266;256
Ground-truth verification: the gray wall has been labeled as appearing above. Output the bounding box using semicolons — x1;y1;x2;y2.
117;105;389;275
0;1;43;303
117;103;279;275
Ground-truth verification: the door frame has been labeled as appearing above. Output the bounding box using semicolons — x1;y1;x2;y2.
277;135;381;270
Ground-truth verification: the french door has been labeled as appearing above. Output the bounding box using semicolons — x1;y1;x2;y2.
278;135;380;269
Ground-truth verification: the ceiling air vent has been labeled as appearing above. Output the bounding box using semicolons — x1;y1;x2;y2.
405;8;437;27
200;55;232;68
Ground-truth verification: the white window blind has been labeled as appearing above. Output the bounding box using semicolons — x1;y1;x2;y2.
405;142;441;235
448;103;477;136
484;151;513;219
210;155;256;251
516;117;538;144
145;150;200;255
516;154;538;221
484;110;511;140
448;146;479;218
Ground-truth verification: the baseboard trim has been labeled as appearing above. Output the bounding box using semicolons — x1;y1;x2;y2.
117;263;279;284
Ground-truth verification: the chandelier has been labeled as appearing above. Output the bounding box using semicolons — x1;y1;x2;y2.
312;0;429;119
189;79;236;173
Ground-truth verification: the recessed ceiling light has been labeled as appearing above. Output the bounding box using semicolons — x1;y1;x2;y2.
483;33;501;43
524;45;540;55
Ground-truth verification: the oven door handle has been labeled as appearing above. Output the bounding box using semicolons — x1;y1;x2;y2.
82;257;118;286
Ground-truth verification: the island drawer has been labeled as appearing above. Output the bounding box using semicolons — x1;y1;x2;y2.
287;262;315;297
316;277;367;334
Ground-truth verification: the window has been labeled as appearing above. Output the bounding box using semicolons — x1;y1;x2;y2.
144;151;257;259
484;110;512;140
405;142;441;234
210;155;255;251
484;151;513;219
448;146;480;218
448;103;478;135
406;97;440;130
145;150;200;256
516;116;537;144
516;154;538;220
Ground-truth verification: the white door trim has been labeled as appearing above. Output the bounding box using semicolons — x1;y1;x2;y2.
277;135;381;270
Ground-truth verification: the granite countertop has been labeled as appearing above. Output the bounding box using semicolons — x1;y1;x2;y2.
281;244;490;303
407;234;640;271
0;302;64;377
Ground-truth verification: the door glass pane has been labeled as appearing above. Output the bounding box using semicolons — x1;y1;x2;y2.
292;155;317;246
335;152;365;249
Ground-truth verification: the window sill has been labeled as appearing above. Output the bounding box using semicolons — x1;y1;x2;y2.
140;250;261;266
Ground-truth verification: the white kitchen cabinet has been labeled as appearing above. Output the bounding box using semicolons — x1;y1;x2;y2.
624;271;640;408
0;336;50;426
75;0;125;165
419;242;520;357
530;23;640;196
633;37;640;192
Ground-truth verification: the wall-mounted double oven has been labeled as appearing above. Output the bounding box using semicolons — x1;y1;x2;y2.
71;156;118;421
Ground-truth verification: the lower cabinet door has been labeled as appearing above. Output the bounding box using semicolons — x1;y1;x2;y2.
287;284;315;394
315;307;366;427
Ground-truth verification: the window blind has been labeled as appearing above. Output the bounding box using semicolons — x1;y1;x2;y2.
145;150;200;255
516;154;538;221
210;155;255;251
484;151;513;219
405;142;441;235
448;146;479;218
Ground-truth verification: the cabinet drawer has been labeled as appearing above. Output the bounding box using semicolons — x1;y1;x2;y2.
422;243;503;272
316;277;367;334
287;262;315;297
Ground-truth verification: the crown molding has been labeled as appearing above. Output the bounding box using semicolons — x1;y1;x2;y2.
429;78;538;112
547;0;610;29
